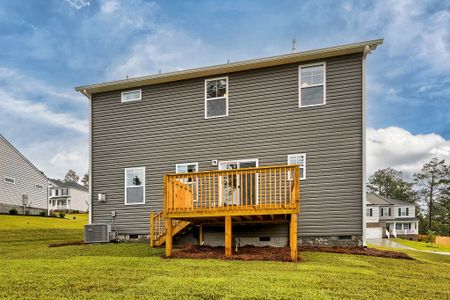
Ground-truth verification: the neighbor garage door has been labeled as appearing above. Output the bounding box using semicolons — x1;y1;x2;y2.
366;227;382;239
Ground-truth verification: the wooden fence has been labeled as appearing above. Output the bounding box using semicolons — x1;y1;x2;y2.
418;234;450;246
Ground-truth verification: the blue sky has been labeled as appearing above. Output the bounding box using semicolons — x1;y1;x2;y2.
0;0;449;179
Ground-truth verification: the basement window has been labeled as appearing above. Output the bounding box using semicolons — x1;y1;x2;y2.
299;63;326;107
121;89;142;102
125;167;145;205
205;77;228;118
4;177;15;184
287;153;306;180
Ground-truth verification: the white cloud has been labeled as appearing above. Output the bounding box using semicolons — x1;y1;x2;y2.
367;127;450;180
64;0;91;10
355;1;450;73
0;90;88;133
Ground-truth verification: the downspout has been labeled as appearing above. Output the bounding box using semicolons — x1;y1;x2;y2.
362;45;371;247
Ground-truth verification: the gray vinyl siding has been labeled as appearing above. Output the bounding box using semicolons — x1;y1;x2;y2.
91;53;363;237
0;137;48;210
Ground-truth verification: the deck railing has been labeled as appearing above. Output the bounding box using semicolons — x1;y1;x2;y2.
163;165;300;217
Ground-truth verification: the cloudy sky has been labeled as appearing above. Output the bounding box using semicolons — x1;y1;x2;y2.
0;0;449;180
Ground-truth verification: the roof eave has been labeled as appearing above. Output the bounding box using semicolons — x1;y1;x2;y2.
75;38;383;96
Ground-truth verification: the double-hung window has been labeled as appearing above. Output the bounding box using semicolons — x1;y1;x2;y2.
125;167;145;205
205;77;228;118
287;154;306;180
121;89;142;102
398;207;409;217
366;208;373;217
299;63;326;107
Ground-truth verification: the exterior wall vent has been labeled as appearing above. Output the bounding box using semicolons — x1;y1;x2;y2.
84;224;111;243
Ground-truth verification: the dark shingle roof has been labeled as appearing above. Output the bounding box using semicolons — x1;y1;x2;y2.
49;179;88;192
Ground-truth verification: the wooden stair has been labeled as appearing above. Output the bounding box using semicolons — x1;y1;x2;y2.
150;211;191;247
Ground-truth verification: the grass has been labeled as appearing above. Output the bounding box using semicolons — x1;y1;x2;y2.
0;215;449;299
392;238;450;253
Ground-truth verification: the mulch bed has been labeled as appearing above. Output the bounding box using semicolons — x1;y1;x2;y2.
170;244;412;261
300;246;412;259
49;240;85;247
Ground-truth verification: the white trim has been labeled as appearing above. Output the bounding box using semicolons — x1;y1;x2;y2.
87;91;93;223
299;62;326;108
124;167;146;205
175;162;199;173
204;76;229;119
287;153;306;180
362;45;370;246
4;176;15;184
121;89;142;103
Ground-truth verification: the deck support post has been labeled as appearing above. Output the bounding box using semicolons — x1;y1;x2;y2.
150;211;155;247
290;213;298;261
225;216;232;257
165;218;173;257
199;224;203;245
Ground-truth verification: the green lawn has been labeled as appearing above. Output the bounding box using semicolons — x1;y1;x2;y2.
392;238;450;253
0;215;449;299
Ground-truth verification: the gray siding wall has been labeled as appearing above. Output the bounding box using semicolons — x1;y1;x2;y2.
91;53;363;237
0;138;48;210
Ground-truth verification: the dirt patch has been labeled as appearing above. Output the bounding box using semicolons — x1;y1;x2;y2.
170;244;412;261
49;240;85;247
299;246;412;259
171;245;296;262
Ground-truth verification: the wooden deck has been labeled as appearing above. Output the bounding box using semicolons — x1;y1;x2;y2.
150;165;300;261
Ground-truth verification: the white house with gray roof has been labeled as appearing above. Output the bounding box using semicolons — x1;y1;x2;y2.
366;192;419;240
48;179;89;212
0;135;48;214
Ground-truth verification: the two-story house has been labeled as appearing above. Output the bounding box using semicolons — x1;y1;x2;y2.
366;192;419;240
76;39;383;259
0;135;48;214
48;179;89;212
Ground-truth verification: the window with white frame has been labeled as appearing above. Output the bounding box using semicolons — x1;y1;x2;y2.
176;163;198;183
125;167;145;204
395;223;402;230
4;177;15;184
299;63;326;107
366;208;373;217
287;154;306;180
381;207;391;217
205;77;228;118
398;207;409;216
35;184;43;190
121;89;142;102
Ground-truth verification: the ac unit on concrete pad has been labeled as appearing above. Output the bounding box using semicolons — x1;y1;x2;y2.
84;224;112;243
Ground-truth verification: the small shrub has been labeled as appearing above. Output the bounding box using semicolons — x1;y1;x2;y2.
424;230;436;244
24;210;30;215
8;208;18;215
73;216;76;220
39;211;47;217
58;213;65;218
49;212;57;218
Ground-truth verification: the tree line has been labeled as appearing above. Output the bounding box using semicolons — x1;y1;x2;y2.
367;157;450;236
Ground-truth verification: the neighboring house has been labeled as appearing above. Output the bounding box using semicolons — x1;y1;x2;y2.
48;179;89;212
366;192;419;240
0;135;48;214
76;39;383;253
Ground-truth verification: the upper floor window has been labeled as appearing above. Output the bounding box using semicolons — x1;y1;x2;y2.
381;207;391;217
4;177;15;184
366;208;373;217
121;89;142;102
398;207;409;216
205;77;228;119
287;153;306;180
125;167;145;205
299;63;326;107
